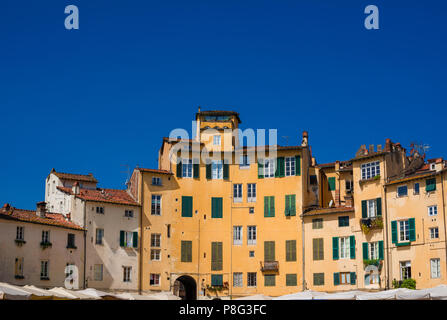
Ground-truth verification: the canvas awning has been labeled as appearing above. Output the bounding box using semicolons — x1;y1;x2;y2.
0;282;32;300
235;294;272;300
76;288;122;300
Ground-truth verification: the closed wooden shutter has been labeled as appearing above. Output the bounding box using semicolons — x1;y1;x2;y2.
350;272;356;285
426;178;436;192
376;198;382;216
391;221;398;243
332;237;339;260
409;218;416;241
181;241;192;262
349;235;355;259
275;157;285;177
258;160;264;179
264;274;276;287
333;273;340;286
264;241;275;262
211;197;223;218
295;155;301;176
182;196;193;217
286;240;296;261
206;163;212;179
211;274;223;286
379;240;384;260
211;242;223;271
363;242;369;260
270;196;275;217
362;200;367;218
176;160;182;178
223;163;229;180
133;232;138;248
290;194;296;216
119;231;125;247
264;196;274;217
193;162;199;178
328;177;336;191
286;274;297;286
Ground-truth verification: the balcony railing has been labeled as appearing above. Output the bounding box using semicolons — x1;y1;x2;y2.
260;261;279;272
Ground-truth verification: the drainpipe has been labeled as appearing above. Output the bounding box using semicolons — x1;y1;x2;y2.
383;182;391;289
301;214;305;291
83;199;87;289
441;171;447;279
139;172;144;295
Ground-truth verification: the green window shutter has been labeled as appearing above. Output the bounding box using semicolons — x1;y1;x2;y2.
409;218;416;242
211;274;223;286
206;163;212;179
270;196;275;217
391;221;398;244
133;232;138;248
332;237;339;260
426;178;436;192
119;231;125;247
284;195;290;216
349;235;355;259
376;198;382;217
361;200;367;218
275;157;285;178
333;273;340;286
193;163;199;178
362;242;369;260
265;196;274;217
378;240;384;260
258;160;264;179
211;197;223;218
264;197;268;217
290;194;296;216
286;274;297;286
295;155;301;176
264;241;275;262
286;240;296;261
176;160;182;178
350;272;356;285
328;177;336;191
275;158;280;178
181;241;192;262
223;163;229;180
182;196;193;217
181;241;186;262
211;242;223;271
313;239;318;260
264;274;276;287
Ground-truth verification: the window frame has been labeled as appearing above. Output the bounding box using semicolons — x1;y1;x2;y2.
361;161;380;180
233;226;243;245
285;156;296;176
431;258;441;279
151;195;162;216
247;226;257;245
428;205;438;216
247;183;256;202
233;184;242;203
150;273;160;286
247;272;257;287
233;272;243;287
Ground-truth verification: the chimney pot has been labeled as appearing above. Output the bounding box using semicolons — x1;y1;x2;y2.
36;202;47;218
72;182;80;195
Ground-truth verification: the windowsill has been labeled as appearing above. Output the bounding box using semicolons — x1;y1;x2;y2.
15;239;26;245
239;166;250;170
40;242;52;249
66;246;77;249
14;275;25;280
233;199;243;203
151;184;163;187
359;177;381;184
396;242;411;247
40;277;50;281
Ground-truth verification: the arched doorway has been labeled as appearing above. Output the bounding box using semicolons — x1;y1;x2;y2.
173;275;197;300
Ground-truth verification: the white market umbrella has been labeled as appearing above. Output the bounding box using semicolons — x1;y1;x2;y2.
22;285;62;300
76;288;122;300
235;294;273;300
0;282;32;300
273;290;328;300
47;287;80;300
356;288;410;300
314;290;367;300
146;291;181;300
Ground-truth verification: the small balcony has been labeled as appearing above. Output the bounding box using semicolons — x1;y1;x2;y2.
260;261;279;272
40;241;52;249
360;216;383;234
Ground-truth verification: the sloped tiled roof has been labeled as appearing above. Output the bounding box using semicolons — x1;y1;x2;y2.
136;168;173;175
58;187;139;206
303;206;354;216
50;169;98;183
0;204;84;231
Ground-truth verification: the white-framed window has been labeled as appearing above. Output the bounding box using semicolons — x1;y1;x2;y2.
400;261;411;280
150;273;160;286
151;249;161;261
15;257;24;277
152;177;162;186
40;260;49;279
151;195;161;215
151;233;161;247
233;272;243;287
247;183;256;202
239;155;250;168
428;205;438;216
285;157;296;176
123;266;132;282
397;185;408;197
96;206;104;214
361;161;380;180
431;258;441;279
16;226;24;240
233;226;243;245
399;220;410;242
430;227;439;239
339;237;350;259
247;272;257;287
41;230;50;243
213;135;221;146
369;242;379;260
233;184;242;203
96;228;104;245
182;159;193;178
263;159;275;178
212;160;223;179
367;199;377;218
340;272;351;285
125;209;134;218
247;226;257;245
94;264;103;281
124;231;134;248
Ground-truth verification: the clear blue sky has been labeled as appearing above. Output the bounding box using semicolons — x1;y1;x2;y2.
1;0;446;210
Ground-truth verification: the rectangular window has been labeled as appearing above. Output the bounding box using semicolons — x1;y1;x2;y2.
263;159;276;178
426;178;436;192
124;209;134;217
339;237;350;259
233;273;243;287
284;194;296;216
211;197;223;218
96;228;104;245
182;159;193;178
414;183;420;195
123;266;132;282
285;157;296;176
369;242;379;260
313;273;324;286
211;274;223;286
96;206;104;214
67;233;76;249
286;274;297;286
40;260;49;279
41;231;50;244
286;240;297;261
312;218;323;229
338;216;349;227
239;155;250;168
310;175;318;185
16;226;24;241
151;195;161;215
431;259;441;279
247;183;256;202
249;251;255;258
211;160;223;179
328;177;336;191
233;226;243;245
247;226;257;245
233;184;242;203
428;205;438;216
400;261;411;280
150;249;161;261
151;233;161;247
152;177;162;186
150;273;160;286
181;241;192;262
430;227;439;239
264;241;275;262
264;274;276;287
367;199;377;218
397;185;408;197
15;257;24;277
361;161;380;180
346;180;353;193
94;264;103;281
211;242;223;271
264;196;275;217
339;272;351;285
213;135;221;146
399;220;410;242
247;273;257;287
181;196;193;217
313;238;324;260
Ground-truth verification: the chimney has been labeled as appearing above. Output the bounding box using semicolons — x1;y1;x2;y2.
335;160;340;172
72;182;80;195
36;201;47;218
385;139;391;152
301;131;309;147
369;144;375;154
3;203;11;211
377;144;382;152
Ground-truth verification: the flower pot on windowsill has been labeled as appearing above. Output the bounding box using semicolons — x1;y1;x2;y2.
40;277;50;281
359;175;381;185
66;245;77;250
14;275;25;280
15;239;26;246
363;259;383;271
40;242;52;249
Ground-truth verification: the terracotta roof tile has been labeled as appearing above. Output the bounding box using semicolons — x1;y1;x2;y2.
136;168;173;175
303;206;354;216
58;187;139;206
51;169;98;183
0;205;84;231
